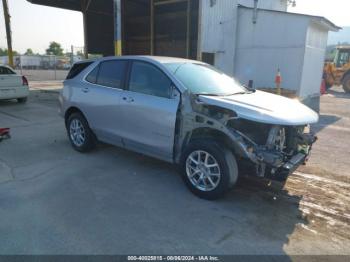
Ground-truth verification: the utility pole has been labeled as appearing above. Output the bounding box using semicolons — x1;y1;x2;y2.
2;0;14;68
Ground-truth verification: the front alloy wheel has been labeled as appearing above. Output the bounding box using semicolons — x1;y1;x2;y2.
181;140;238;200
186;150;221;192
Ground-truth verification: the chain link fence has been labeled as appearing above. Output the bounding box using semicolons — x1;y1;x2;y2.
0;54;84;81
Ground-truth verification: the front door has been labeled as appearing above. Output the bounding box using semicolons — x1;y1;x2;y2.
119;61;180;162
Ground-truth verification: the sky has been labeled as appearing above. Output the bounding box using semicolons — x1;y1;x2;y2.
0;0;349;54
290;0;349;26
0;0;84;54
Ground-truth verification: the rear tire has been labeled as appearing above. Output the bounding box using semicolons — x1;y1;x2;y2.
17;97;27;103
67;112;96;152
342;74;350;93
180;139;238;200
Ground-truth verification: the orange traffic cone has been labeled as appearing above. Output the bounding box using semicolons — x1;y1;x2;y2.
275;68;282;95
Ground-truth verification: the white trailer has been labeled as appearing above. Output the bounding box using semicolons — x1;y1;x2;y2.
234;6;339;111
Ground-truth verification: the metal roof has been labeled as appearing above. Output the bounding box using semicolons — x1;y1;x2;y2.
27;0;82;11
238;5;341;32
27;0;115;56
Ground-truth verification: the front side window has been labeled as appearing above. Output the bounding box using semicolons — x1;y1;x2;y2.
165;63;246;96
96;60;127;89
129;61;172;98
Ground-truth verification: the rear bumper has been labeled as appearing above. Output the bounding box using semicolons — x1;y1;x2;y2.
0;86;29;100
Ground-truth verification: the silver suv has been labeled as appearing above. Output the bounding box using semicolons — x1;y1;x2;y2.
59;56;318;199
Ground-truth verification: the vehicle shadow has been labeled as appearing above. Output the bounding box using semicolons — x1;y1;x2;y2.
96;143;305;257
312;114;341;134
218;175;304;257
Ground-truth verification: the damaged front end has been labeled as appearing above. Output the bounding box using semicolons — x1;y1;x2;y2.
227;119;317;180
177;93;318;181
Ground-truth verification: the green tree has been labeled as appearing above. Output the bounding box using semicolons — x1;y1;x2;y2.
46;42;64;56
0;48;19;56
24;48;34;55
0;48;6;56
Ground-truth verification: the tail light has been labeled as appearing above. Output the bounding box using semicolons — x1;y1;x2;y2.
22;76;29;86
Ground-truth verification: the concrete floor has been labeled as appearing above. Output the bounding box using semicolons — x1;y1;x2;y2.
0;84;349;255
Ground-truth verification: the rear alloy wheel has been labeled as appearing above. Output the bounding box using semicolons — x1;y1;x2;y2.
17;97;27;103
67;113;96;152
181;140;238;200
342;74;350;93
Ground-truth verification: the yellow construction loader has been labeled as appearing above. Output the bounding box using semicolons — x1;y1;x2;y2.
324;46;350;93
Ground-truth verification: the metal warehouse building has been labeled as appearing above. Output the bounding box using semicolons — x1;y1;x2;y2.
27;0;339;111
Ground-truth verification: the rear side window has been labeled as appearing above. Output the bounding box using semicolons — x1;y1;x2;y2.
96;60;127;89
66;62;93;80
0;66;15;75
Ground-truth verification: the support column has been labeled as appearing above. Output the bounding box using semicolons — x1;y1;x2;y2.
196;0;202;61
114;0;122;56
82;11;89;59
150;0;154;55
81;0;89;59
186;0;191;58
2;0;14;68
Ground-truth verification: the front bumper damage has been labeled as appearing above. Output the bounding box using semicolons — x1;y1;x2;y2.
254;132;318;181
226;126;318;181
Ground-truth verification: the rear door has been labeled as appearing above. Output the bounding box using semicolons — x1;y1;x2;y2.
77;60;128;145
119;61;180;161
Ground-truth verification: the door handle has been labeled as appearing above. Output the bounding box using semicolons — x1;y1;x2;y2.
82;87;90;93
122;97;134;103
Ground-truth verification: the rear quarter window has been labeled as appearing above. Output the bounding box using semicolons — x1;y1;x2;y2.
0;66;16;75
86;65;100;84
66;62;93;80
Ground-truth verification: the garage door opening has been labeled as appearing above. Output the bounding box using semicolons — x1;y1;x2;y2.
122;0;199;59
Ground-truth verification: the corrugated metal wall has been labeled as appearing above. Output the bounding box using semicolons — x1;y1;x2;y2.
200;0;238;75
299;22;329;97
234;8;309;91
234;7;329;100
238;0;288;11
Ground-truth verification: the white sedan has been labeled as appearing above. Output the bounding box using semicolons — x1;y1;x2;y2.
0;65;29;103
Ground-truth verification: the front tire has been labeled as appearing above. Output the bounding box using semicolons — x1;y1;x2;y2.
67;112;96;152
342;74;350;93
181;139;238;200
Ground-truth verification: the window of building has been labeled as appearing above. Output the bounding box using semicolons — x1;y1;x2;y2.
202;52;215;66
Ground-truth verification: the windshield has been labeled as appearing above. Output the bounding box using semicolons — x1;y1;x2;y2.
165;62;247;96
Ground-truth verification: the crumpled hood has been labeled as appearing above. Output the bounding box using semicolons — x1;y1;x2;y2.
199;90;319;126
